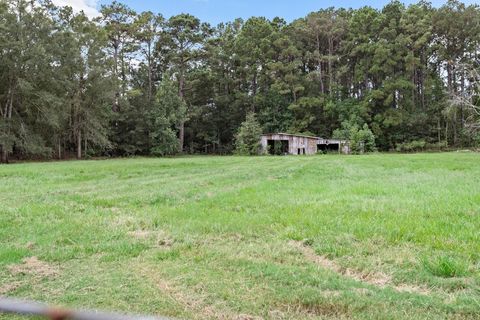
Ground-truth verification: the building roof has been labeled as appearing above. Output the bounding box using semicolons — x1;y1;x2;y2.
261;132;321;139
261;133;348;143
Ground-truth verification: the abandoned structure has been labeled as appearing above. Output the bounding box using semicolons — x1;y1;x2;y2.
260;133;349;155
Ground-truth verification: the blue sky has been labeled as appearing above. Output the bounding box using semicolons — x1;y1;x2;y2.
97;0;479;24
61;0;478;22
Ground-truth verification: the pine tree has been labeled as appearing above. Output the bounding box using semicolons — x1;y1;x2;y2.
235;113;262;155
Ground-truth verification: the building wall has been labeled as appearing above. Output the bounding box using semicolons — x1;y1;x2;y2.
288;136;318;155
341;143;350;154
261;134;350;155
261;134;318;155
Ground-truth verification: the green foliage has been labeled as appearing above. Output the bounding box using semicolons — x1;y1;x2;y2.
234;113;262;155
396;140;427;153
288;97;325;134
473;132;480;147
423;256;468;278
150;78;186;156
1;0;480;161
334;119;377;154
349;124;377;154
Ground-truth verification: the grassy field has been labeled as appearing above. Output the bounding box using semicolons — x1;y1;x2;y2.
0;153;479;319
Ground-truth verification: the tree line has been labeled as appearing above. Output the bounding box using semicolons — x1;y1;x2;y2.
1;0;479;162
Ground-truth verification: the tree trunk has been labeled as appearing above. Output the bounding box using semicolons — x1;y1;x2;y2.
112;42;120;112
252;72;257;112
178;68;185;153
437;119;441;144
147;42;153;101
58;140;62;160
84;134;88;158
453;108;458;146
77;130;82;160
3;87;11;117
411;53;416;110
328;37;333;97
446;61;452;93
7;96;12;119
179;123;185;153
445;121;449;147
421;68;425;110
1;86;13;164
461;71;465;129
316;34;325;95
121;52;128;96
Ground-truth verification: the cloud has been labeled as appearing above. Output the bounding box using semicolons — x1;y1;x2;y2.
51;0;100;18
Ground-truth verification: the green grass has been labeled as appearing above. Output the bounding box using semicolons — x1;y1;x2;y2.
0;153;479;319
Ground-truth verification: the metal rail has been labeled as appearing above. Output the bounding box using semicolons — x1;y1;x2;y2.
0;298;174;320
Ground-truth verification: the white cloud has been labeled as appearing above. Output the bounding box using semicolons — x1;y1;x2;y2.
51;0;100;18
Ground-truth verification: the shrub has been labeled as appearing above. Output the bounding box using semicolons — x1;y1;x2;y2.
396;140;426;153
333;120;377;154
235;113;262;155
425;141;448;151
349;124;377;154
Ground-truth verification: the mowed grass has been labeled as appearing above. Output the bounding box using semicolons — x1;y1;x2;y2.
0;153;479;319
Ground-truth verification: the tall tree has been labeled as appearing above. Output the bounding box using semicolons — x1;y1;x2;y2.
56;8;114;159
159;14;210;152
134;11;163;101
99;1;136;112
150;77;186;155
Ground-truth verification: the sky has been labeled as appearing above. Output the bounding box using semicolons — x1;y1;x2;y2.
53;0;479;23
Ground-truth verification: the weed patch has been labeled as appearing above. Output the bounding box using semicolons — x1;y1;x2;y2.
423;256;468;278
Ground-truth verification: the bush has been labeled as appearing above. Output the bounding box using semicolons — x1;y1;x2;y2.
473;132;480;148
235;113;262;155
425;141;448;151
333;120;377;154
349;124;377;154
396;140;426;153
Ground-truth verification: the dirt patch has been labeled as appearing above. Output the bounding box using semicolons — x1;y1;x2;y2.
139;265;218;318
234;315;263;320
139;262;354;320
127;230;174;247
128;230;153;239
353;288;371;295
110;215;135;227
206;192;215;198
395;284;431;295
0;282;21;295
25;242;35;250
290;241;429;295
319;290;342;298
138;265;262;320
286;301;352;319
8;257;58;278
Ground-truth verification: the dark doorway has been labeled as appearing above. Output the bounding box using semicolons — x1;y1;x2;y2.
317;144;339;153
267;140;289;155
297;148;305;155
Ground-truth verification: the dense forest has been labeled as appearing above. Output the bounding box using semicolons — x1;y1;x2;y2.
1;0;480;162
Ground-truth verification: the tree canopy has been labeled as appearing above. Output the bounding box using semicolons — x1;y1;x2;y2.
1;0;479;162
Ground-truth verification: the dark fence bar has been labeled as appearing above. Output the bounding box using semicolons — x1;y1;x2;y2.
0;298;173;320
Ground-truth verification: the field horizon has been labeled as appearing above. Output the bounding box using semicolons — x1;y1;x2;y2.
1;153;479;319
